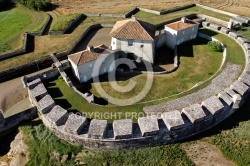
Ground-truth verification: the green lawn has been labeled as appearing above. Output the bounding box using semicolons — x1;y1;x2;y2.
0;5;48;54
44;37;223;122
51;14;79;31
135;6;231;25
234;25;250;40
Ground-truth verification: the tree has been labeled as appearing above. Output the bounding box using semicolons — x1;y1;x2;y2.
15;0;52;11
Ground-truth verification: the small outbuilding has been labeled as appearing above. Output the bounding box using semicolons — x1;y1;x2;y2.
68;45;115;83
165;17;199;49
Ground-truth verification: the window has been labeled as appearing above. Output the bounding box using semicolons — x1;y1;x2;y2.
113;41;115;45
192;27;194;31
128;40;133;46
141;44;144;48
89;63;93;69
183;31;185;34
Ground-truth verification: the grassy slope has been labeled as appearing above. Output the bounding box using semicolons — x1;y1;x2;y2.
0;5;48;54
44;37;223;122
51;14;79;31
136;6;231;25
20;121;193;166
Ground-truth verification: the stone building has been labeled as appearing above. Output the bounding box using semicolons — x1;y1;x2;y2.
165;17;199;49
68;45;115;83
110;16;156;64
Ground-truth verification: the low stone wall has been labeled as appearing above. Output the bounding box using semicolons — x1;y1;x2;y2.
84;13;124;18
0;56;54;83
124;7;139;18
160;4;195;15
0;107;37;133
29;14;52;36
197;14;228;27
55;24;103;57
138;7;160;15
49;14;84;35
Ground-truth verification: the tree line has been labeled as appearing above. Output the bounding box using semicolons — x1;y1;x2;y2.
0;0;52;11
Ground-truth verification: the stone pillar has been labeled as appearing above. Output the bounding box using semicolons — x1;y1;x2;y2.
0;109;5;128
232;94;241;109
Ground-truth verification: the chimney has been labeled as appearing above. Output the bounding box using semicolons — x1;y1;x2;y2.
87;45;95;53
131;15;136;21
181;17;187;23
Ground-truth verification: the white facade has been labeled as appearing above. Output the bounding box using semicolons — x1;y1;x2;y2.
69;53;116;83
111;38;155;63
165;23;199;49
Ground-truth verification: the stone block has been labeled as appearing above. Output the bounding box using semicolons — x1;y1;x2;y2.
161;110;185;130
201;96;224;115
27;78;41;89
239;72;250;86
230;80;249;96
225;88;237;97
233;94;242;109
228;32;241;39
237;37;250;45
244;43;250;50
64;113;87;135
218;91;233;106
138;115;159;136
37;95;55;114
181;104;206;124
113;119;133;139
30;83;48;101
245;63;250;74
88;119;107;139
45;105;68;126
202;21;210;27
220;27;230;34
209;23;221;31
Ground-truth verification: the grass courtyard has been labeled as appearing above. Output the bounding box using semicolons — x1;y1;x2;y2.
44;36;224;122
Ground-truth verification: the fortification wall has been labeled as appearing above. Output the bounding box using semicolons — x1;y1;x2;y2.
49;14;84;35
196;4;238;17
21;15;250;150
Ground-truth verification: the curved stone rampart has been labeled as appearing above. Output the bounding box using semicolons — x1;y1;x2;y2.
22;18;250;149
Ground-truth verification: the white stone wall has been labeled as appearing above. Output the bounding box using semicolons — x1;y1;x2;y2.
111;38;155;63
165;24;199;49
69;53;116;83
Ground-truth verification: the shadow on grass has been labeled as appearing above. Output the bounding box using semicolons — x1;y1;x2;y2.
199;28;219;37
65;15;87;34
54;99;72;109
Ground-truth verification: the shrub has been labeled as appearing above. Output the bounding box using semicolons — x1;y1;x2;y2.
15;0;52;11
207;41;223;52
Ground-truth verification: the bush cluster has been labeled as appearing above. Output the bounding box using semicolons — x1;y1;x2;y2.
207;41;223;52
15;0;52;11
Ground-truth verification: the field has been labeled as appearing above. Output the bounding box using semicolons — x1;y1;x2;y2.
0;5;48;54
51;0;250;16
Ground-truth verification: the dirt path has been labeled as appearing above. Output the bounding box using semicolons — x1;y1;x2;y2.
182;141;235;166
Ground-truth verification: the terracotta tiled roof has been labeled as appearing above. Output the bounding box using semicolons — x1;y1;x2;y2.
68;45;110;66
110;18;156;40
166;19;198;31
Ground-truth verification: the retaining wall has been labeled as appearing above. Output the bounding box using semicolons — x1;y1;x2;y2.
0;14;52;61
196;4;238;17
160;4;195;15
49;14;84;35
